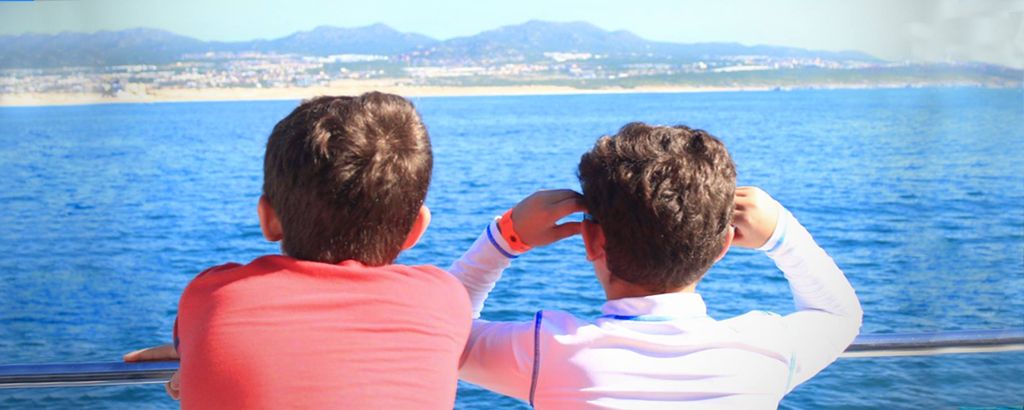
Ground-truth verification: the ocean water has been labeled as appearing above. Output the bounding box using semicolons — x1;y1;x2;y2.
0;88;1022;409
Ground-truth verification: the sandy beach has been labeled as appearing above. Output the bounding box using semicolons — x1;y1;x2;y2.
0;79;1009;108
0;81;763;108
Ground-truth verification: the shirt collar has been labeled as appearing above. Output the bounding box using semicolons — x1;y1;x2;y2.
600;292;707;318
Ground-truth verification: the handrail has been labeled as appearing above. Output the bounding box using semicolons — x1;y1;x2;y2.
1;329;1021;389
840;328;1024;358
0;361;178;389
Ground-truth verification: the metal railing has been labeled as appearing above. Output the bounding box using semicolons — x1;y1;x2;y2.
0;361;178;389
1;329;1021;389
840;329;1024;358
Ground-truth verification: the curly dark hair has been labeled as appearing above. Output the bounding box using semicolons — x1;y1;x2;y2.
578;122;736;292
263;92;432;266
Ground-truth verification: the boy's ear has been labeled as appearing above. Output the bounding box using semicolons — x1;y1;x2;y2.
582;220;606;262
401;205;431;250
714;225;735;262
257;195;284;242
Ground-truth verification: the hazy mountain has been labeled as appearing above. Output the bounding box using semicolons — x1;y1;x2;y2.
212;23;438;56
432;20;650;58
0;20;878;69
0;24;438;68
427;20;877;62
0;28;209;68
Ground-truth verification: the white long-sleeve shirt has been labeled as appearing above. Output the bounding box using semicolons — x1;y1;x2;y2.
448;205;863;410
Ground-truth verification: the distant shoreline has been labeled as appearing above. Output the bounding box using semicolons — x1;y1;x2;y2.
0;80;1017;108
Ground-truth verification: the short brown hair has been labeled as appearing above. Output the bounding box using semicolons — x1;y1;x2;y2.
263;92;432;266
578;123;736;292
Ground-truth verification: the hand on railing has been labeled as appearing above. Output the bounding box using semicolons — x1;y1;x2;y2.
124;344;180;400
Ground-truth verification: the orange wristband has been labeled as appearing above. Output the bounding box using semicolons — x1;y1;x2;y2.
499;208;532;252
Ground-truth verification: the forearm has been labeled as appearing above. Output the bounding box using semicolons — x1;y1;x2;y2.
762;204;862;322
450;223;535;396
447;218;521;318
763;204;863;390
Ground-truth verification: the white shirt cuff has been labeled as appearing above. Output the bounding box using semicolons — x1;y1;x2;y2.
756;201;788;253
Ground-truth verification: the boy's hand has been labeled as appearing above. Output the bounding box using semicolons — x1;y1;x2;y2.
732;186;780;249
124;344;180;400
505;189;587;248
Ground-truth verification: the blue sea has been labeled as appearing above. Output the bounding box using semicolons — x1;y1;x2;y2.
1;88;1022;409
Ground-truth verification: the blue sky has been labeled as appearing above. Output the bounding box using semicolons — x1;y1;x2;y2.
1;0;1022;67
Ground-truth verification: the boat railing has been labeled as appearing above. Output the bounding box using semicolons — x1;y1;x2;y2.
1;329;1021;389
839;329;1024;358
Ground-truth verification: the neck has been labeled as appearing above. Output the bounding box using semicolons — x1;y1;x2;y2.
603;279;698;301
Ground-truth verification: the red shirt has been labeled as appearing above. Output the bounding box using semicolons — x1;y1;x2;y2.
174;255;472;409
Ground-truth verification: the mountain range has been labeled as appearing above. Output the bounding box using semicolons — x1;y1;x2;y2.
0;20;878;69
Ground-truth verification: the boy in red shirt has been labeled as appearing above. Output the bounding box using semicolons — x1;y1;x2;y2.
124;93;472;409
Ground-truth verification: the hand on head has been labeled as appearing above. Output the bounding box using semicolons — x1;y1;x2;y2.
731;186;780;249
505;189;587;248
